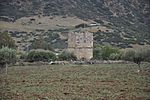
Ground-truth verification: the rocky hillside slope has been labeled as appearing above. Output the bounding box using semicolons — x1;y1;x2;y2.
0;0;150;50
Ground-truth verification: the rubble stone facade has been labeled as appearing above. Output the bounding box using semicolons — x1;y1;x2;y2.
68;32;93;60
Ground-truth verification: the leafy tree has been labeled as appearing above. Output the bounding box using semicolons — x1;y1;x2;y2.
133;55;143;71
133;47;150;70
19;52;28;61
109;53;122;60
58;51;77;61
0;47;17;66
101;45;121;60
0;47;17;74
0;32;16;49
93;45;121;60
27;49;56;62
122;49;135;61
122;48;150;71
141;48;150;62
93;45;103;60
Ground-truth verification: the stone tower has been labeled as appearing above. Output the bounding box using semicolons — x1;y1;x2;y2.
68;31;93;60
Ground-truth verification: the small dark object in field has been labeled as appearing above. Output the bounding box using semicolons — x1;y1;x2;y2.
60;79;64;82
64;92;69;95
22;80;25;82
133;57;144;72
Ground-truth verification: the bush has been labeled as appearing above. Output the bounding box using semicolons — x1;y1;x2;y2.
19;52;28;61
93;45;103;60
109;53;122;60
101;45;121;60
0;47;17;66
58;51;77;61
141;48;150;62
27;49;56;62
93;45;121;60
122;47;150;62
122;49;135;61
0;32;16;49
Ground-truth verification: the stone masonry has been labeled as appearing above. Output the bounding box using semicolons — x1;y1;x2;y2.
68;31;93;60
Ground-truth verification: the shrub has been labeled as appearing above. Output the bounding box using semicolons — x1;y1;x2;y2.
0;47;17;66
109;53;122;60
101;45;121;60
93;45;121;60
122;47;150;62
93;45;103;60
122;49;135;61
58;51;77;61
27;49;56;62
19;52;28;61
141;48;150;62
0;32;16;49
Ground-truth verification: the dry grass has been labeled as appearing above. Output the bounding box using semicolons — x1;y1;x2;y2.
0;16;87;32
0;15;112;33
0;63;150;100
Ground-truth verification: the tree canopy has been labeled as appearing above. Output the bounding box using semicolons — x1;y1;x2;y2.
0;47;17;66
0;32;16;49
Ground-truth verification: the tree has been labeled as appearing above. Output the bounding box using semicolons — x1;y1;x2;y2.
109;53;122;60
141;47;150;62
0;47;17;74
93;44;121;60
93;45;103;60
27;49;56;62
0;32;16;49
58;51;77;61
122;48;148;72
133;47;150;71
122;49;135;61
101;45;121;60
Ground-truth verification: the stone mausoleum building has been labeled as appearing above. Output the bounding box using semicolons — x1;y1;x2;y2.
68;31;93;60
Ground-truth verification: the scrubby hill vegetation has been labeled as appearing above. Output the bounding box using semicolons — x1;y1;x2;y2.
0;0;150;50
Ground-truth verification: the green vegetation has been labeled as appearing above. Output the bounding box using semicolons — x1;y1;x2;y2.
93;45;122;60
1;0;150;49
122;47;150;62
0;32;16;49
19;52;28;61
26;49;56;62
122;49;136;61
58;51;77;61
0;47;17;66
141;48;150;62
0;63;150;99
93;45;150;64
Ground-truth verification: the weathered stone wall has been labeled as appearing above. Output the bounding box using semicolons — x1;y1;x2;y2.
68;32;93;60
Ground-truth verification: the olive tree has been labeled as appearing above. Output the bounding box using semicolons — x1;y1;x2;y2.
0;32;16;49
58;51;77;61
122;47;150;72
27;49;56;62
0;47;17;74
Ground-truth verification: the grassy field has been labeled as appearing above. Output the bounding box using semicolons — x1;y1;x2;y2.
0;63;150;100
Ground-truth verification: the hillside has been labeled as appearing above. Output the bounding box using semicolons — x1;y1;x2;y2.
0;0;150;50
